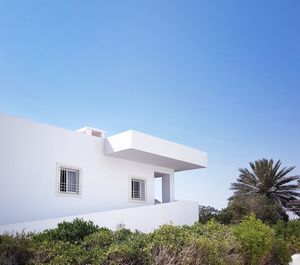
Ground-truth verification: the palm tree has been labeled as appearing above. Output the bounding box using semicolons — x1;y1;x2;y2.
230;159;300;215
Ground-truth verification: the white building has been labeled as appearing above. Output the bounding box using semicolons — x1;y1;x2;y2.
0;113;207;233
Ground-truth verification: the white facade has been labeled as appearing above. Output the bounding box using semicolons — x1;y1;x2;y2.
0;113;207;232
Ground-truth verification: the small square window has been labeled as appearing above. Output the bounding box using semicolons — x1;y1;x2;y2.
57;165;81;195
131;178;146;201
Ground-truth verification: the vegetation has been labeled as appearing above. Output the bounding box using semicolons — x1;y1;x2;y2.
1;217;299;265
32;218;99;244
198;205;220;224
198;159;299;225
217;195;289;224
230;159;300;216
233;214;273;265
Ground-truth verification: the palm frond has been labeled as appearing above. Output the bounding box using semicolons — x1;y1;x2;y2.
230;159;300;214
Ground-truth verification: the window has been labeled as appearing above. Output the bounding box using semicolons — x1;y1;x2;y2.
131;178;146;201
57;165;81;195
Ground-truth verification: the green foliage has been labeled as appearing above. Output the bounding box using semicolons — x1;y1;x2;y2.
33;218;99;244
179;236;227;265
0;232;33;265
32;240;90;265
218;195;288;224
198;205;220;223
233;214;274;265
148;221;242;265
1;217;298;265
83;227;114;249
274;219;300;254
101;232;150;265
83;229;151;265
262;237;291;265
274;219;300;239
230;159;300;216
190;220;242;264
149;224;190;253
113;228;133;243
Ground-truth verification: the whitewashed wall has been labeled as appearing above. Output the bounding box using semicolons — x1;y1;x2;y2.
0;114;174;225
0;201;199;234
290;254;300;265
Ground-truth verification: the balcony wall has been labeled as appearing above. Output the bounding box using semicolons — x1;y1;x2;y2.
0;200;198;234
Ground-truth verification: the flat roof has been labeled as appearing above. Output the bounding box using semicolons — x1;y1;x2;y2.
104;130;207;172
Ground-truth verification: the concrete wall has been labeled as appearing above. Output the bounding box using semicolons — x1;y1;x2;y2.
290;254;300;265
0;114;174;225
0;201;199;234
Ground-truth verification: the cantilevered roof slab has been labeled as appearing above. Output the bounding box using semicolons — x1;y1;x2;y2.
104;130;207;172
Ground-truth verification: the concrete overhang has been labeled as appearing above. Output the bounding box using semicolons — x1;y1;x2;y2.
104;130;207;172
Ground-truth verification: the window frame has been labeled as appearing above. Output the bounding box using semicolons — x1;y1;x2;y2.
129;176;147;202
56;163;82;197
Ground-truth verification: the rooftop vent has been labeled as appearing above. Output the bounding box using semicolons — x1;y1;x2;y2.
77;127;106;138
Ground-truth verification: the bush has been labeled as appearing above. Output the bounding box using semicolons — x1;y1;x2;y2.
190;220;242;264
219;195;288;225
83;227;114;249
33;218;99;244
179;236;226;265
262;237;291;265
83;229;150;265
274;219;300;254
148;221;242;265
198;205;220;223
1;218;298;265
149;225;190;253
102;232;150;265
0;233;33;265
113;228;133;243
233;214;274;265
151;236;228;265
32;240;90;265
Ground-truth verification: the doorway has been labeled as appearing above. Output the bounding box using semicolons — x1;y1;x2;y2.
154;172;171;204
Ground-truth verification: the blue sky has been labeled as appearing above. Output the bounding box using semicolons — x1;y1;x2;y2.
0;1;299;209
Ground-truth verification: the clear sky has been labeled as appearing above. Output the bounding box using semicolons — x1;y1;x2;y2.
0;1;299;209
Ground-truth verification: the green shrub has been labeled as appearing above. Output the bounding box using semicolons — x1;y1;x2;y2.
262;237;291;265
233;214;274;265
274;220;300;238
0;232;33;265
149;225;190;253
149;235;227;265
32;240;90;265
190;220;242;264
274;219;300;254
148;222;242;265
102;242;139;265
179;236;226;265
100;231;150;265
83;227;114;249
2;217;297;265
198;205;221;223
219;195;288;225
191;219;230;238
33;218;99;244
81;228;114;263
113;228;133;243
